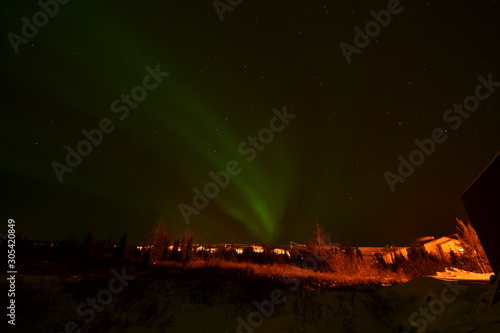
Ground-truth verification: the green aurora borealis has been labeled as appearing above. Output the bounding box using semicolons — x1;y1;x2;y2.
1;1;500;245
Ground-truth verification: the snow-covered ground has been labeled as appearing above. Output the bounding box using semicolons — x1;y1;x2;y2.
389;268;499;332
429;267;493;282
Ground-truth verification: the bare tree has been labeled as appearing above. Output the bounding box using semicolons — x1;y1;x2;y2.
454;218;492;273
145;216;170;264
307;218;331;255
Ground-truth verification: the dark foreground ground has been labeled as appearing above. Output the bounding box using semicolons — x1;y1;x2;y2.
1;261;498;333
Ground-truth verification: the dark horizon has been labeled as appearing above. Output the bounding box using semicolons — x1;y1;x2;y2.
6;217;471;249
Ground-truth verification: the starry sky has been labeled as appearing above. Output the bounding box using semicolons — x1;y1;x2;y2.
1;0;499;246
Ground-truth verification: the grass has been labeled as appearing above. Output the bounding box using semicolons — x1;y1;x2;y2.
155;258;410;288
1;258;414;332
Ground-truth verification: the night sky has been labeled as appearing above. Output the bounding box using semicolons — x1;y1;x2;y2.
1;1;499;247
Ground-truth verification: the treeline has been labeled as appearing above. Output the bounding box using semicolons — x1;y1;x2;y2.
3;227;295;268
300;218;491;279
3;231;133;266
2;218;491;280
140;218;294;266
